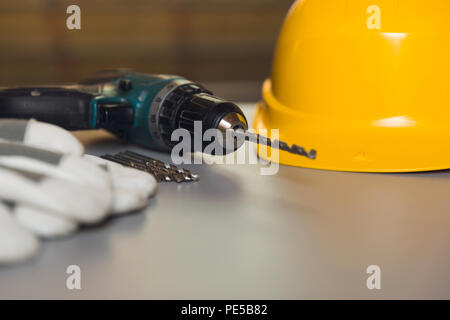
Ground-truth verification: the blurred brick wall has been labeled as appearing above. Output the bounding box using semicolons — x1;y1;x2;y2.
0;0;293;100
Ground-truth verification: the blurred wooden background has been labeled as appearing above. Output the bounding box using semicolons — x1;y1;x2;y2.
0;0;293;101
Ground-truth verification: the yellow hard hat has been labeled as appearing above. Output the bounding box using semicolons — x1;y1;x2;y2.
254;0;450;172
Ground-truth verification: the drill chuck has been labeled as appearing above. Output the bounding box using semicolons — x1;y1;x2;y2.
151;82;248;154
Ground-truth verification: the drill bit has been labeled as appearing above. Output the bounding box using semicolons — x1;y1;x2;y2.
215;112;316;160
101;151;200;183
231;130;317;160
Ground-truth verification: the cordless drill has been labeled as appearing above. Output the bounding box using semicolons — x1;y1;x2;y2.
0;69;315;158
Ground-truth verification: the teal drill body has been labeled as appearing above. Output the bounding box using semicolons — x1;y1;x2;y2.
89;72;184;151
0;69;249;154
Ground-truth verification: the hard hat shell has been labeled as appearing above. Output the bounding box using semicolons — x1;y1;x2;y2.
254;0;450;172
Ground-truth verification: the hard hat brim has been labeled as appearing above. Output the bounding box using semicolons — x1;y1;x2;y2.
254;79;450;173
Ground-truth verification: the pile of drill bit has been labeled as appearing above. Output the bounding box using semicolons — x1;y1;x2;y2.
102;150;199;183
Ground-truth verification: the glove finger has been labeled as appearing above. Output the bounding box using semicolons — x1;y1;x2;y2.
0;119;84;156
84;155;157;214
0;166;111;224
0;141;112;189
39;178;111;224
0;166;66;215
0;202;40;265
13;204;78;239
84;154;158;198
110;188;148;215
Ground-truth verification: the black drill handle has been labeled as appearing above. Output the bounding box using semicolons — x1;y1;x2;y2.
0;87;94;130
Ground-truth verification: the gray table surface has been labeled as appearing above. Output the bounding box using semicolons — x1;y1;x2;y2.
1;106;450;299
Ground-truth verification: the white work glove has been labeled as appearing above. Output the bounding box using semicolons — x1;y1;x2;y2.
83;155;157;214
0;118;85;156
0;119;157;265
0;202;40;264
